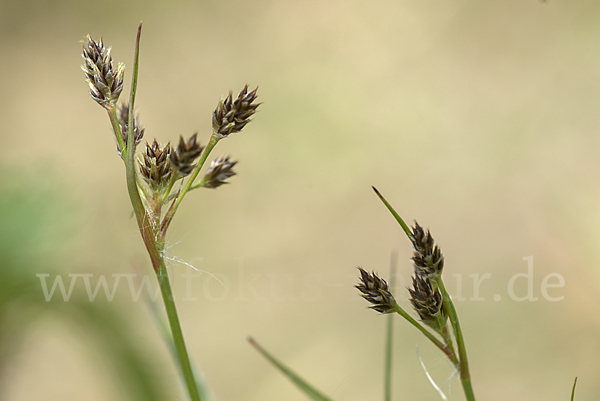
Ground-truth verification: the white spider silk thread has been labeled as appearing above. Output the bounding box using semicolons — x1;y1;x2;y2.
416;345;448;400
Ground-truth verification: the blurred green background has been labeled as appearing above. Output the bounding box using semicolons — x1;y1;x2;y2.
1;0;600;399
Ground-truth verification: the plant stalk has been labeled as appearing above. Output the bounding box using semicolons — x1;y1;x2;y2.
123;23;162;272
121;22;201;401
384;253;397;401
156;254;201;401
392;304;458;365
435;278;475;401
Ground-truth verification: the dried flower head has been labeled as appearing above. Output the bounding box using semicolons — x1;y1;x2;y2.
81;35;125;109
408;272;446;330
116;103;145;157
139;139;172;192
201;155;237;189
356;268;397;314
169;134;204;177
212;85;260;138
411;222;444;277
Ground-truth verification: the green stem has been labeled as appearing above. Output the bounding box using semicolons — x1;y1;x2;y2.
160;173;179;205
440;323;456;360
156;255;201;401
435;278;475;401
384;313;393;401
123;22;161;271
392;304;458;366
384;253;397;401
120;23;200;401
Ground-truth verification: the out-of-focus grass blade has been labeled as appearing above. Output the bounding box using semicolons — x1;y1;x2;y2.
384;252;397;401
249;338;335;401
0;175;166;401
372;187;412;240
570;377;577;401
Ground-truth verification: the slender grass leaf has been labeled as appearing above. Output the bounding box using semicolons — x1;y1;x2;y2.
384;252;397;401
249;338;335;401
372;187;412;239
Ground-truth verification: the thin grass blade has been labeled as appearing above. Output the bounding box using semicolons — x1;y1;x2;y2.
249;338;335;401
384;252;397;401
571;377;577;401
372;187;412;239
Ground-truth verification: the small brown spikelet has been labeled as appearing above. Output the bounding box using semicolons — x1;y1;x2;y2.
212;85;260;138
139;139;172;192
170;134;204;176
202;155;237;189
81;35;125;109
116;103;145;157
355;268;397;314
411;222;444;277
408;272;446;330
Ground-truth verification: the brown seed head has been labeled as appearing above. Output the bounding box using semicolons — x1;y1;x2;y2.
212;85;260;138
355;268;397;314
116;103;145;158
169;134;204;176
408;271;446;329
81;35;125;109
202;155;237;189
411;222;444;277
139;139;172;192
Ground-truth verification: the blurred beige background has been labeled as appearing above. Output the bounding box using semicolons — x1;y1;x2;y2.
1;0;600;400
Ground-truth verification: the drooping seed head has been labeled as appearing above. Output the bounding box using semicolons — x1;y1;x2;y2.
169;134;204;176
411;222;444;277
201;155;237;189
81;35;125;109
139;139;172;192
116;103;145;158
212;85;260;138
408;271;446;330
355;268;397;314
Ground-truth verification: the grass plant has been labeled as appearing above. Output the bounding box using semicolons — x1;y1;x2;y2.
251;187;477;401
80;24;582;401
81;23;259;401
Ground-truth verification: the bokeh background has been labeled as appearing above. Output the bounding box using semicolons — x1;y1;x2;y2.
1;0;600;399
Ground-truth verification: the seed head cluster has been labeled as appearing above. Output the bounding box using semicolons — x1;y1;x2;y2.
356;219;448;331
411;222;444;278
213;85;260;138
408;222;447;330
139;140;172;192
409;271;445;328
81;35;125;109
355;268;397;314
202;155;237;189
170;134;204;176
